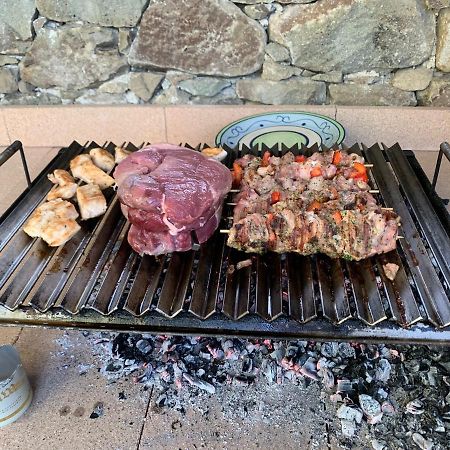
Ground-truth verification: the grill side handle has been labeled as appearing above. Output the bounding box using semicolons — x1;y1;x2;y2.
0;140;31;187
432;142;450;201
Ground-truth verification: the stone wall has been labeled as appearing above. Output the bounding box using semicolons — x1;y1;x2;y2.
1;0;450;107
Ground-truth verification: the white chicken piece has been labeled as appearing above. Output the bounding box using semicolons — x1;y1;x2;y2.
23;199;80;247
89;147;115;172
383;263;400;281
76;184;107;220
47;169;78;201
70;154;115;190
114;146;131;164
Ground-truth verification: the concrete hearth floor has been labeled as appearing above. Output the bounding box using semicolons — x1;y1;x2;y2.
0;327;342;450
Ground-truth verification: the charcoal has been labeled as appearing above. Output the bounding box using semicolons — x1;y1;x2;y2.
359;394;383;424
412;433;434;450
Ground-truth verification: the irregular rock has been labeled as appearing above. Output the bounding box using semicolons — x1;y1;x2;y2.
190;87;243;105
99;74;130;94
152;71;192;105
340;419;356;438
412;433;434;450
129;72;164;101
33;17;47;34
129;0;266;76
359;394;383;424
344;70;384;84
18;80;35;93
0;0;35;53
178;77;231;97
0;56;20;66
236;78;326;104
35;0;147;27
337;405;363;424
118;29;131;54
0;67;18;94
0;92;61;105
329;84;417;106
20;25;126;90
437;8;450;72
391;67;433;91
244;4;273;20
269;0;435;73
312;71;343;83
75;91;127;105
425;0;450;8
262;57;301;81
265;42;290;62
417;74;450;106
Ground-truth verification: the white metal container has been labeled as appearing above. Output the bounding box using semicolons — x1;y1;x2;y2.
0;345;32;428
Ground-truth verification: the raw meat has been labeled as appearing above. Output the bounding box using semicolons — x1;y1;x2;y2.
114;144;231;255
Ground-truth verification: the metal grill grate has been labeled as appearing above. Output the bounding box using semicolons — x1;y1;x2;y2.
0;140;449;343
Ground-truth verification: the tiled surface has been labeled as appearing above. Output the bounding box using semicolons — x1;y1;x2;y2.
0;328;151;450
336;106;450;150
2;105;167;147
1;105;449;152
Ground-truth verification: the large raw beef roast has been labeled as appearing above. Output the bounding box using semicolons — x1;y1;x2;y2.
114;144;232;255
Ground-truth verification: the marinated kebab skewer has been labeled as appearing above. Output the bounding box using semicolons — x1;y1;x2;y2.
226;150;401;261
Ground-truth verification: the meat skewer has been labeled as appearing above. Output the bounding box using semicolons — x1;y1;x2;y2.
226;150;401;261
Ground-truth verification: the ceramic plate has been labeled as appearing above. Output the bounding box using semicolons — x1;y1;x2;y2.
215;112;345;149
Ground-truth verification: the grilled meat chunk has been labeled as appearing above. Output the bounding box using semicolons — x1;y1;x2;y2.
23;198;80;247
76;184;107;220
70;154;115;190
47;169;78;200
89;148;115;172
114;146;131;164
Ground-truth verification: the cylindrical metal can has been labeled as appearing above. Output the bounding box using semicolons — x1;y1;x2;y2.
0;345;32;428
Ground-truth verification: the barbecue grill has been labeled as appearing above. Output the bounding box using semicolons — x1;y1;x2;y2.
0;140;449;344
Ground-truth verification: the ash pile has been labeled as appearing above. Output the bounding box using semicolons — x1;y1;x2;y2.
90;333;450;449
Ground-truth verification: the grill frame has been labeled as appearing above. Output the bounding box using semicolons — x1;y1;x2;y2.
0;140;449;344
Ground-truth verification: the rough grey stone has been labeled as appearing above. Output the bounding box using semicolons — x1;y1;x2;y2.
75;91;128;105
118;29;131;54
35;0;147;27
129;72;164;101
0;92;61;105
0;56;20;66
344;71;384;85
0;67;18;94
311;71;343;83
265;42;290;62
178;78;231;97
98;74;130;94
329;84;417;106
0;0;35;53
20;25;126;90
244;4;273;20
425;0;450;8
190;87;243;105
417;74;450;105
269;0;435;74
437;8;450;72
18;79;35;93
33;16;47;34
129;0;266;77
262;57;301;81
391;67;433;91
236;77;326;104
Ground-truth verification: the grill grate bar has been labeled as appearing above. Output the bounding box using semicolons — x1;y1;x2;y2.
385;144;450;289
155;251;195;318
316;256;352;324
123;255;166;316
223;250;251;320
286;254;316;322
364;143;450;327
256;253;283;322
189;232;225;319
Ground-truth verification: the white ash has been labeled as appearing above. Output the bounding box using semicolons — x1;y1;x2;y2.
80;333;450;449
